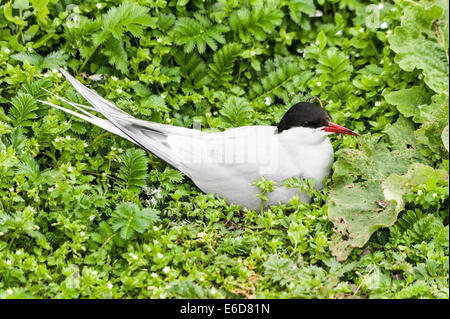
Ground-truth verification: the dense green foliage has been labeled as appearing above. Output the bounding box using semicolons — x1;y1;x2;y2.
0;0;448;298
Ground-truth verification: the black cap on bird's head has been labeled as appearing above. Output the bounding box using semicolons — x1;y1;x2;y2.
276;102;359;136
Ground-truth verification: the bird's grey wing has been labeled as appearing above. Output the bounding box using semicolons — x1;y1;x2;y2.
44;69;205;172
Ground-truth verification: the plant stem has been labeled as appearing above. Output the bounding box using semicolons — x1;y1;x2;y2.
78;43;100;73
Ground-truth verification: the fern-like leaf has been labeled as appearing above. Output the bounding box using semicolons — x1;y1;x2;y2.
117;148;148;192
102;1;155;40
249;57;312;104
174;14;229;54
229;4;283;43
9;92;38;127
219;96;254;128
174;51;212;89
11;50;68;69
110;202;160;240
209;43;242;86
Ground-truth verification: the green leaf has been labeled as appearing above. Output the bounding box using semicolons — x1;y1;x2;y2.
388;3;449;93
117;148;148;192
285;0;315;25
9;91;37;127
414;93;449;155
219;96;253;127
110;202;159;240
327;116;431;261
442;124;449;151
382;163;448;212
383;86;431;121
174;14;229;54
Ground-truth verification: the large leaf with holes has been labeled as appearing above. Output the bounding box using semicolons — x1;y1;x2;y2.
327;116;431;261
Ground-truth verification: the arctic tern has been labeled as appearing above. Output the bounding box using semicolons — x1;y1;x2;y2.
38;69;359;210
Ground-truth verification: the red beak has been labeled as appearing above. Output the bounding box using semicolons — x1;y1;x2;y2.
321;121;359;136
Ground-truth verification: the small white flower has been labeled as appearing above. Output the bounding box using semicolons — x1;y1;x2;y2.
67;166;73;172
55;137;60;142
163;266;170;274
346;55;349;59
316;81;322;87
432;193;437;198
16;250;21;255
250;50;256;56
322;215;328;220
89;215;95;221
4;48;11;54
315;10;323;17
154;240;159;244
375;101;382;106
6;260;12;266
378;3;384;10
111;146;116;151
161;93;166;99
315;40;320;46
116;88;122;94
380;22;388;29
296;49;303;54
375;78;379;82
386;30;392;35
418;105;423;109
92;270;98;275
328;100;333;104
65;135;71;140
380;60;384;65
310;215;316;220
150;198;157;205
157;38;162;43
166;118;171;123
107;282;113;289
417;190;423;195
359;27;364;33
146;246;152;252
130;253;138;260
289;283;295;289
9;188;14;192
157;253;163;258
151;273;158;278
355;53;360;57
96;3;102;9
27;47;32;52
80;231;85;236
111;76;118;81
83;142;88;147
7;289;13;295
336;30;342;36
205;112;211;117
264;96;271;106
390;7;397;11
199;276;204;282
218;19;222;23
153;226;159;231
48;187;54;192
118;148;123;153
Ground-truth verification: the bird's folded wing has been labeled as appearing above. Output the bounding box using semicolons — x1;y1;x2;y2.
40;69;204;172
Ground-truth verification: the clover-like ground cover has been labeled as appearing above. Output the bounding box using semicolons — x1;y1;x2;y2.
0;0;448;298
